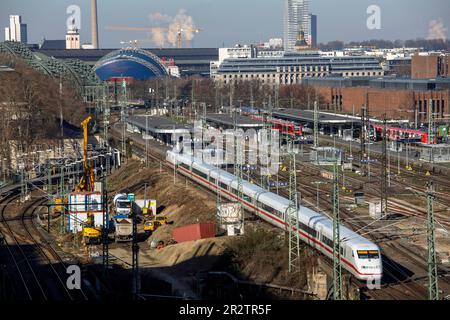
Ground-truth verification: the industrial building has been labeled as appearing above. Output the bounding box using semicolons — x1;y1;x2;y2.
412;54;450;79
303;77;450;122
212;53;384;85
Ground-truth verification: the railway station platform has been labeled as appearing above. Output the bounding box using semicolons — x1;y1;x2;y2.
126;115;192;146
205;114;265;131
272;109;359;137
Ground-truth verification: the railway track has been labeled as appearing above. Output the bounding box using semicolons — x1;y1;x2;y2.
114;128;450;300
0;188;88;301
285;162;450;299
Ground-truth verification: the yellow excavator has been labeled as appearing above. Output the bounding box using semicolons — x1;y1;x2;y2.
77;116;102;245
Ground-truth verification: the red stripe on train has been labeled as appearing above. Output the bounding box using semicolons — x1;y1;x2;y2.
175;163;381;277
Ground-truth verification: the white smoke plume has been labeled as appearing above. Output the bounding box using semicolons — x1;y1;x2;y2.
427;18;447;41
148;9;197;47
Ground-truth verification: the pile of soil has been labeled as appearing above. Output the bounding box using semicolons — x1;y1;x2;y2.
108;160;216;244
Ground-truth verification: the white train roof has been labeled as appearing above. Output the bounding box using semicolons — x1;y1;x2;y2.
168;151;378;249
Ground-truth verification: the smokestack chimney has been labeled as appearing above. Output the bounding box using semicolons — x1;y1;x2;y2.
91;0;99;49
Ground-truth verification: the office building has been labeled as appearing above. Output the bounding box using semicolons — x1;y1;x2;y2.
284;0;310;52
4;15;27;43
310;14;317;48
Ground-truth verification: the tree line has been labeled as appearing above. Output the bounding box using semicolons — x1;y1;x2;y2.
318;39;450;51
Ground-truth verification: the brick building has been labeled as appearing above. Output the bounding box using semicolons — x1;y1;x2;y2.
412;54;449;79
303;77;450;124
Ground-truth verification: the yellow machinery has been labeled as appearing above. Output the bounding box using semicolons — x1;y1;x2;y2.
76;116;95;193
143;220;160;233
143;215;167;233
76;116;102;244
54;197;63;214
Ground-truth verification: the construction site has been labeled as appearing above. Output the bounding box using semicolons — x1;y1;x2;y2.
0;70;449;301
0;0;450;306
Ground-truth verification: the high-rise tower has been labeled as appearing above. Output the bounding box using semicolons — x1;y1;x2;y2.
4;15;27;43
91;0;99;49
283;0;310;52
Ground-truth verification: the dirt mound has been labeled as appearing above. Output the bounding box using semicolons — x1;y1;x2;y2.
108;160;216;244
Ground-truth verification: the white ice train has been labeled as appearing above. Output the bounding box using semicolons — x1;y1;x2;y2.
167;150;382;282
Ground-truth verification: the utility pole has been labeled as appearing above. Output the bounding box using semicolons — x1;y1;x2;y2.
19;162;24;202
59;77;64;154
121;79;128;160
47;165;52;194
381;116;388;218
332;159;343;300
102;161;109;277
103;84;110;149
262;95;274;190
426;182;439;300
428;99;435;146
275;85;280;109
145;115;148;168
360;106;367;160
132;198;140;299
314;101;319;148
250;83;255;108
287;136;300;274
233;107;244;235
229;84;234;116
191;79;196;120
350;105;355;158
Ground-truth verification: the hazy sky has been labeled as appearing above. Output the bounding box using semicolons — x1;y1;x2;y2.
1;0;449;48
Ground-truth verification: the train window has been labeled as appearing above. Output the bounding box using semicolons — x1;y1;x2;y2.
299;222;317;238
192;168;207;179
321;235;333;248
357;250;379;259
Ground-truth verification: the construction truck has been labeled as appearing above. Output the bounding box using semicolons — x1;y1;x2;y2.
113;193;132;216
113;216;133;242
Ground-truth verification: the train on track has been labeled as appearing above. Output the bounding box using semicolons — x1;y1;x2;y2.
166;150;383;282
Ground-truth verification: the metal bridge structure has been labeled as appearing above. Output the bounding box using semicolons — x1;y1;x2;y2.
0;41;100;88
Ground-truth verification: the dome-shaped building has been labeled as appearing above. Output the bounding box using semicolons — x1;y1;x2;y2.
94;48;169;81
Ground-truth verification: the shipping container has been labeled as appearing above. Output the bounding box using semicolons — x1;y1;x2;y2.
172;223;216;244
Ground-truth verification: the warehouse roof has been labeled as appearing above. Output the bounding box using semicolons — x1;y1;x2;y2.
39;40;66;50
206;113;265;128
272;109;359;124
33;48;218;62
127;115;191;134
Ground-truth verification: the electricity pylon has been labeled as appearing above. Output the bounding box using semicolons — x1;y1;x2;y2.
427;182;439;300
332;159;343;300
287;136;300;274
381;116;388;218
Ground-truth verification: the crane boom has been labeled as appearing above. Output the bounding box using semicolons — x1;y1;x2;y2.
76;116;95;192
106;25;203;48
